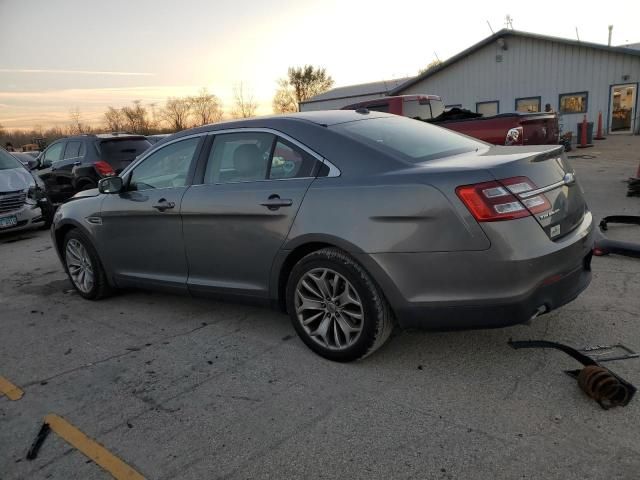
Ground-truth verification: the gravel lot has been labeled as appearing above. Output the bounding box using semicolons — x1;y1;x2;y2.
1;136;639;480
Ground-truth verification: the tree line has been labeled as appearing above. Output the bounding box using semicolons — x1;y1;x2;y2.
1;66;335;150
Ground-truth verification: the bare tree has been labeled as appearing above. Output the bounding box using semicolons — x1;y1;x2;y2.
231;82;258;119
104;106;126;132
161;97;192;131
68;107;90;135
122;100;150;134
190;88;223;126
272;79;298;114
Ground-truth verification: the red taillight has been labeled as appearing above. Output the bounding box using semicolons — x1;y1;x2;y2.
456;176;551;222
94;161;114;176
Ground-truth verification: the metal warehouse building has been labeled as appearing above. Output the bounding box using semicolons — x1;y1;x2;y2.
301;29;640;135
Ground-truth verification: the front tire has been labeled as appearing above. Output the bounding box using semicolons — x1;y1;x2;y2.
63;229;112;300
286;248;394;362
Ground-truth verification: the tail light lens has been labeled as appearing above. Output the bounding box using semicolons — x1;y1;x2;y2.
94;161;115;177
456;176;551;222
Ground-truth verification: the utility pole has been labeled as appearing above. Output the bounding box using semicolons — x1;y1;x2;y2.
608;25;613;46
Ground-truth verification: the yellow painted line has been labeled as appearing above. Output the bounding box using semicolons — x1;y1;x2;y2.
0;376;24;400
45;414;145;480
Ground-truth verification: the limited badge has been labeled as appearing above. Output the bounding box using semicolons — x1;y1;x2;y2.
550;224;561;238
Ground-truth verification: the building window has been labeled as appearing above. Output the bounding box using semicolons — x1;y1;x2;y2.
476;101;499;116
515;96;541;113
559;92;588;114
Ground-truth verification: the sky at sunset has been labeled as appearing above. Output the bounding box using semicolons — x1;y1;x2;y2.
1;0;639;130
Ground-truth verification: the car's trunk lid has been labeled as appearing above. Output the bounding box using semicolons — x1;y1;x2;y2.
486;145;587;239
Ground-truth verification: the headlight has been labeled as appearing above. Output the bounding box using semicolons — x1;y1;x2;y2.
26;185;45;204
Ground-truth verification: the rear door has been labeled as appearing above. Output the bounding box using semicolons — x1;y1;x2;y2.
99;135;203;291
48;140;84;200
181;130;323;298
488;146;587;240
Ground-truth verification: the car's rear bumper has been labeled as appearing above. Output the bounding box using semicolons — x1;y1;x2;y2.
356;211;594;330
392;256;591;329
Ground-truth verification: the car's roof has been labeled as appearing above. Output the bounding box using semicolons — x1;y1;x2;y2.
269;110;391;126
65;133;148;141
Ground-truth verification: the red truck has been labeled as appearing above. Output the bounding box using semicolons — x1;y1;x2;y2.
342;95;559;146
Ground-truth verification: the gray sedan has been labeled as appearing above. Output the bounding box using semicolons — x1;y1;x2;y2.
51;111;594;361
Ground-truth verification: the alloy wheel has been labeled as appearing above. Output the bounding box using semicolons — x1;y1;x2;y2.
295;268;364;351
65;238;94;294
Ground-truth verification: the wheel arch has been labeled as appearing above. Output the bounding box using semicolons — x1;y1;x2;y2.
272;234;369;313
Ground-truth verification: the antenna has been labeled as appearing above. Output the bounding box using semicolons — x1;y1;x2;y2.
505;15;514;29
486;20;495;34
608;25;613;46
433;51;441;62
575;27;580;41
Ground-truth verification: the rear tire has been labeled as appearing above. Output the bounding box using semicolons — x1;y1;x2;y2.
63;229;113;300
286;248;394;362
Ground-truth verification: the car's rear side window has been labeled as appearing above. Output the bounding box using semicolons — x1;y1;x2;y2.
333;116;484;163
99;138;151;162
63;141;82;159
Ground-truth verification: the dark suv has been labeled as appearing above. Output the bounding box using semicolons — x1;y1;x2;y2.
37;133;151;203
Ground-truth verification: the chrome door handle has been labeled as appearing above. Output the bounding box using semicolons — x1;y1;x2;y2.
152;199;175;212
73;161;81;166
260;195;293;210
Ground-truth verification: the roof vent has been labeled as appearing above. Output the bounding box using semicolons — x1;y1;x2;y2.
355;108;370;115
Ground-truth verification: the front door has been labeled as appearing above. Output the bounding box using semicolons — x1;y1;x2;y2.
98;136;203;292
181;131;321;298
609;84;637;134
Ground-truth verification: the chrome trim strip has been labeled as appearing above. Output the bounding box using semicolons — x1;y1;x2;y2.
120;127;342;180
518;179;566;199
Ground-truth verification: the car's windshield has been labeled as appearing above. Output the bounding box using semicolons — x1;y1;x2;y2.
333;115;486;163
0;148;23;170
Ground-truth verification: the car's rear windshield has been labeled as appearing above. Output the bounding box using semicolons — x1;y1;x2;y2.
0;149;23;170
99;138;151;161
332;116;485;163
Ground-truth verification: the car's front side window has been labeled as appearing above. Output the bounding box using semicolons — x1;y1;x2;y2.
204;132;275;184
129;137;199;191
43;142;64;166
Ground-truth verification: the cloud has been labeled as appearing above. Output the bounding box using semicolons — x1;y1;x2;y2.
0;68;153;77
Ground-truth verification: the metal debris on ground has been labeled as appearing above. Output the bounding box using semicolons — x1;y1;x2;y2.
579;343;639;362
508;340;637;410
593;215;640;259
26;423;51;460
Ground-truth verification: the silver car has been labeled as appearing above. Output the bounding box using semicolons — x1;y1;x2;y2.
0;147;52;233
51;111;594;361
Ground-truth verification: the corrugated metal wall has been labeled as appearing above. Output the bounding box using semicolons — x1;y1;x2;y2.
300;93;388;111
400;35;640;134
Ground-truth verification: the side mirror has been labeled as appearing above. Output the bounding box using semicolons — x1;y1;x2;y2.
98;176;123;194
27;158;39;170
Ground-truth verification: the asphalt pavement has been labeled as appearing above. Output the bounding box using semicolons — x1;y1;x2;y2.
1;136;639;479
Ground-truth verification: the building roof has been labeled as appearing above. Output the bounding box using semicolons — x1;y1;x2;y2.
301;77;413;105
391;29;640;95
621;42;640;50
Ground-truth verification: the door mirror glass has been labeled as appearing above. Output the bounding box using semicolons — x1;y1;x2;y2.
98;176;123;194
